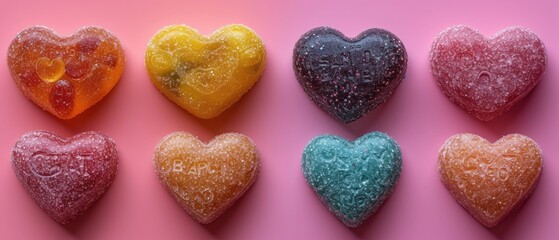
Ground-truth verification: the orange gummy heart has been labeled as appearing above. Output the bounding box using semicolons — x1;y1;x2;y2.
438;133;542;227
153;132;260;224
7;26;125;119
145;24;266;119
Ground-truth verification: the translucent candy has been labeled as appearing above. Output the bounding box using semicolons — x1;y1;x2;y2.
430;25;546;121
302;132;402;227
153;132;260;224
293;27;407;123
438;133;542;227
7;26;125;119
146;24;266;119
11;131;119;224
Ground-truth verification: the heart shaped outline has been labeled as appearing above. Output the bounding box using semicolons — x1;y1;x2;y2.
153;132;260;224
293;26;407;123
11;130;119;224
145;24;266;119
7;26;125;119
429;25;547;121
302;131;402;227
438;133;543;227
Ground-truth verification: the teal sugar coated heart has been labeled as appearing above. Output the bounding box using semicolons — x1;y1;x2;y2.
302;132;402;227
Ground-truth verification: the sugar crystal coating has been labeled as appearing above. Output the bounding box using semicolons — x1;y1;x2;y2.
146;24;266;119
430;25;546;121
302;132;402;227
293;27;407;123
11;131;119;224
153;132;260;224
438;133;542;227
7;26;125;119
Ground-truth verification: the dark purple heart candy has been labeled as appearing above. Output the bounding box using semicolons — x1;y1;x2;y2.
293;27;407;123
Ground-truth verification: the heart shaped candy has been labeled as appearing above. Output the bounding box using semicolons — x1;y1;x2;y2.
146;24;266;119
7;26;125;119
153;132;260;224
293;27;407;123
11;131;119;224
430;25;546;121
438;133;542;227
302;132;402;227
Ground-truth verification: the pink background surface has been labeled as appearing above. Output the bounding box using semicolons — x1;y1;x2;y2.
0;0;557;239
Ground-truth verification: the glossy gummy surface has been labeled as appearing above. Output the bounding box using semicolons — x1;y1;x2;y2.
7;26;125;119
146;24;266;119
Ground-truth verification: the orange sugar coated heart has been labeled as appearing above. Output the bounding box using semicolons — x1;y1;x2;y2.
7;26;125;119
153;132;260;224
145;24;266;119
438;133;542;227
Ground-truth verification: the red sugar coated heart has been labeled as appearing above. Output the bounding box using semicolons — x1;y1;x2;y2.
430;25;546;121
11;131;118;224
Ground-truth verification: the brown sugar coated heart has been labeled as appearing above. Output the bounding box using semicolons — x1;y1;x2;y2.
7;26;125;119
438;133;542;227
153;132;260;224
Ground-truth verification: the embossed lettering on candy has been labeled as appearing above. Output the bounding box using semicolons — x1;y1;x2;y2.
438;133;542;227
430;25;546;121
7;26;125;119
145;24;266;119
153;132;260;224
302;132;402;227
11;131;118;224
293;27;407;123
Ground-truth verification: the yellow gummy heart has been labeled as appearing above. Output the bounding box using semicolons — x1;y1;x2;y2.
146;24;266;119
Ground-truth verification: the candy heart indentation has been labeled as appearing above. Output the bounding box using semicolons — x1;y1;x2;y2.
438;133;542;227
36;57;65;83
153;132;260;224
146;24;266;119
430;25;547;121
293;27;407;123
302;132;402;227
7;26;125;119
11;131;118;224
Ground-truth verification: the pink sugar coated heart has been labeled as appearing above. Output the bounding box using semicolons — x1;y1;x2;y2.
11;131;118;224
430;25;546;121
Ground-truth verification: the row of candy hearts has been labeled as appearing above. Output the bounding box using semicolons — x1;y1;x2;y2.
11;130;541;228
7;25;546;121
